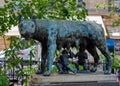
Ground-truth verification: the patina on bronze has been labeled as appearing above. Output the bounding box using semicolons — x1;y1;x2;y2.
18;16;112;76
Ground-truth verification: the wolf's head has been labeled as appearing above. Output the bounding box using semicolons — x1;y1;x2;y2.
18;16;36;39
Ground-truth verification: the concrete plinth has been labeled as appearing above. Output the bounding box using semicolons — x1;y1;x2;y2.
29;73;119;86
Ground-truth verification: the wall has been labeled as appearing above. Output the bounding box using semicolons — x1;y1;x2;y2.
0;0;4;7
86;0;108;9
0;36;11;51
85;0;109;14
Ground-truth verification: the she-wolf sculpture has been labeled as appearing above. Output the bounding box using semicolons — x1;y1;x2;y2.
18;16;112;76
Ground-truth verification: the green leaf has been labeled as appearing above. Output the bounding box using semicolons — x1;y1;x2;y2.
1;0;88;85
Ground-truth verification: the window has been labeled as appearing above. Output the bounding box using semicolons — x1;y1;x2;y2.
108;0;120;12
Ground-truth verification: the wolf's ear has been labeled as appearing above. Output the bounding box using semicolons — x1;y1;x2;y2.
18;15;23;23
32;15;37;20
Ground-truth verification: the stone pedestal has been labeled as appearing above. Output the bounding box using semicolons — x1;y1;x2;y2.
29;73;119;86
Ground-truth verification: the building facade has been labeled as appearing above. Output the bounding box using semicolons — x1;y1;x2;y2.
85;0;120;57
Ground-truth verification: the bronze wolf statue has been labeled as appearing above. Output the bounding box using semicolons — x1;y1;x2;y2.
18;16;112;76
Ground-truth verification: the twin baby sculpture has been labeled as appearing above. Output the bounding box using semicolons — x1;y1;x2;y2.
18;16;112;76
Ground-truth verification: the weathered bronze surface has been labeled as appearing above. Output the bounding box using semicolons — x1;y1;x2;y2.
19;16;112;76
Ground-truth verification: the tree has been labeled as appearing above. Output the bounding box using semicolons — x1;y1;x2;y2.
95;0;120;27
0;0;88;35
0;0;88;85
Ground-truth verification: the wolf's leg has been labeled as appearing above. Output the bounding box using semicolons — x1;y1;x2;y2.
44;28;57;76
98;46;112;74
87;45;99;72
36;42;47;74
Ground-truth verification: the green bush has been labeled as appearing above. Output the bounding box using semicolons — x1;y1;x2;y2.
0;75;9;86
51;65;58;73
112;57;120;71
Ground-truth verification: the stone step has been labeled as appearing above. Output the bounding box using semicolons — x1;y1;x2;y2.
31;82;119;86
29;73;118;86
